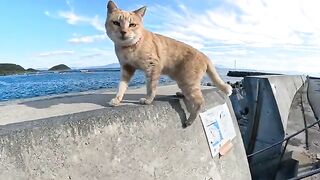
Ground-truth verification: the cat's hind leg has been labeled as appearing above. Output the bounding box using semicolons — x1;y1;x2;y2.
181;86;204;128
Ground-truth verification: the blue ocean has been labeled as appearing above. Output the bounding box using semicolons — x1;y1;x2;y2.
0;68;240;102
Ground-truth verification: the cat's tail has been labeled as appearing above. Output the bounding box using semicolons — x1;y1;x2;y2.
206;59;233;96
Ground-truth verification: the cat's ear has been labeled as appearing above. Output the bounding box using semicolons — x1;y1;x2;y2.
107;1;118;13
133;6;147;17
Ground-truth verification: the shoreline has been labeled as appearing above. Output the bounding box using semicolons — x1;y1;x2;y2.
0;81;178;104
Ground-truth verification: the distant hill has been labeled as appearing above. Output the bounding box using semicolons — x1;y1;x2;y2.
26;68;39;72
105;63;120;68
81;63;120;69
49;64;71;71
0;63;25;75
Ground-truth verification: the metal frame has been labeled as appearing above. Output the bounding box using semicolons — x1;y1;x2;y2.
247;118;320;158
247;118;320;179
288;168;320;180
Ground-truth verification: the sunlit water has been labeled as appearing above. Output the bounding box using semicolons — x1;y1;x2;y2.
0;68;240;102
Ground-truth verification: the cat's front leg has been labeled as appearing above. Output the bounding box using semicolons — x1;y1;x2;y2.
109;64;135;106
139;67;160;105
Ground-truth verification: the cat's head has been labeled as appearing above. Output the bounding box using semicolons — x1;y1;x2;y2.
105;1;146;47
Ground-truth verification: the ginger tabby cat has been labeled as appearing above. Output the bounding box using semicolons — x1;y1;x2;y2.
105;1;232;127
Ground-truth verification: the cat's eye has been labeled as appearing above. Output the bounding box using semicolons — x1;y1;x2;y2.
129;23;137;28
112;21;120;26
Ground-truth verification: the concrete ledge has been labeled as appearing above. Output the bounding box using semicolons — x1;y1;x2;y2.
242;75;306;164
0;87;250;180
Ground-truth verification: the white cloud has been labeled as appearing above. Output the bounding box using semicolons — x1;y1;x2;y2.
235;56;320;74
36;50;74;57
45;0;105;32
68;34;107;44
65;0;73;11
44;11;50;16
145;1;320;73
45;1;106;44
58;11;81;25
80;53;104;59
42;0;320;73
57;11;105;32
149;0;320;47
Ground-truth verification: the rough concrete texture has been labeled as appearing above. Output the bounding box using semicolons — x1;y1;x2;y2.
242;75;305;163
0;85;196;125
267;75;306;129
0;87;251;180
286;79;320;179
308;77;320;119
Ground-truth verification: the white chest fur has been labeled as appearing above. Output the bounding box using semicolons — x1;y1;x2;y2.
116;49;145;69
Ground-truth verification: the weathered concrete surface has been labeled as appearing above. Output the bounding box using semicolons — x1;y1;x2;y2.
0;86;251;180
308;77;320;119
0;85;211;125
267;75;306;129
229;75;307;179
241;75;306;163
286;79;320;179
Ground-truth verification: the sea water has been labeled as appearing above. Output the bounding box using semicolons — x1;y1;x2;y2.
0;68;241;102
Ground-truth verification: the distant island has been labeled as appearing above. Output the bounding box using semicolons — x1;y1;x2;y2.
0;63;27;76
49;64;71;71
0;63;130;76
0;63;72;76
82;63;120;69
104;63;120;68
26;68;38;72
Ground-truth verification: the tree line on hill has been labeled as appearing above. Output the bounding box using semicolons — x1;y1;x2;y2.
0;63;71;76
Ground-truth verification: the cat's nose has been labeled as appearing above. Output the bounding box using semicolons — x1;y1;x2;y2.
120;31;127;36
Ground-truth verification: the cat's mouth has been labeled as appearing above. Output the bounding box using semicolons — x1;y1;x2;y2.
115;35;139;46
120;36;132;41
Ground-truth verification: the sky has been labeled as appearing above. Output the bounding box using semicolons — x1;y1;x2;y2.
0;0;320;74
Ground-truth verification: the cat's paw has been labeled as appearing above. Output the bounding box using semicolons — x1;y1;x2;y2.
175;92;184;98
182;121;193;128
223;84;233;96
139;98;152;105
109;98;120;107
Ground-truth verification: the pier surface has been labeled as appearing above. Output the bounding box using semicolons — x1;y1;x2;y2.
0;85;208;125
0;84;251;180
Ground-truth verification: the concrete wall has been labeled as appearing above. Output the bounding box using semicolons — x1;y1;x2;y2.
0;89;251;180
306;77;320;119
242;75;306;164
268;75;306;129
